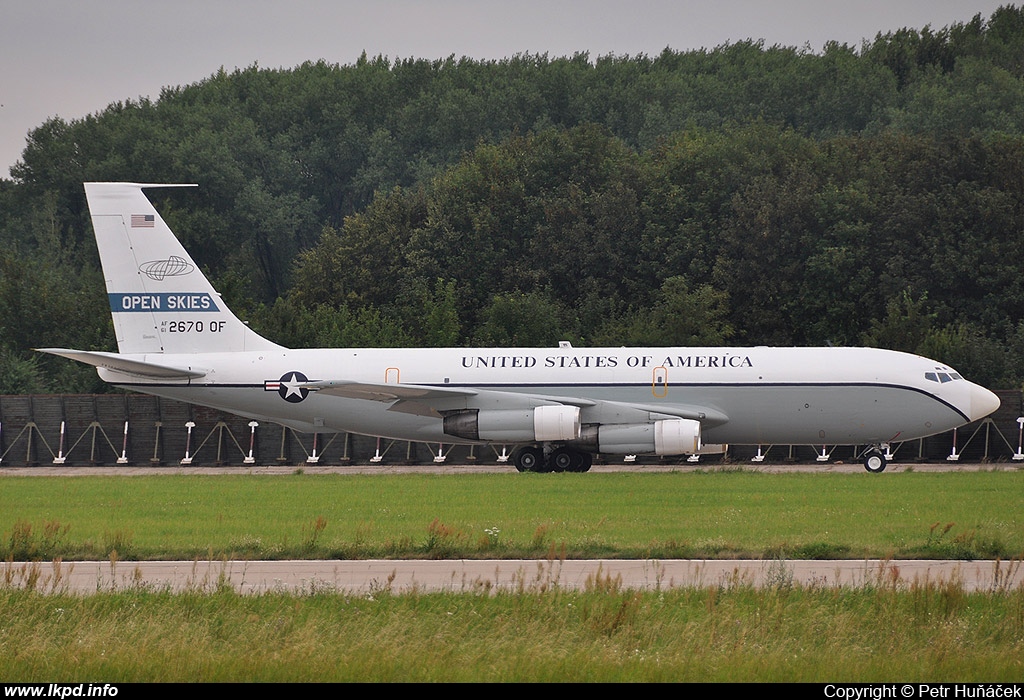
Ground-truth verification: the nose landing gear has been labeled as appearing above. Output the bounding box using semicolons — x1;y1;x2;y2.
861;446;888;473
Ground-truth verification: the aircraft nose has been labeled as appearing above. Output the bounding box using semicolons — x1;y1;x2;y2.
968;383;1000;422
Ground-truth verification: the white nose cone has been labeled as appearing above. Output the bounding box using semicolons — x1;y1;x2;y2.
969;384;1000;422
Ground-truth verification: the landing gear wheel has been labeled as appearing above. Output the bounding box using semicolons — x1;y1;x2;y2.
512;446;544;472
550;447;575;472
571;452;593;473
863;451;887;473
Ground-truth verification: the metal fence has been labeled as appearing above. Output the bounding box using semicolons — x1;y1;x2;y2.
1;391;1021;467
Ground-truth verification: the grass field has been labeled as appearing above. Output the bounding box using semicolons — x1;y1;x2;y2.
2;571;1023;681
2;470;1022;682
1;470;1022;560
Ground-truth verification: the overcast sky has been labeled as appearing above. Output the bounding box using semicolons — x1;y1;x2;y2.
0;0;1012;176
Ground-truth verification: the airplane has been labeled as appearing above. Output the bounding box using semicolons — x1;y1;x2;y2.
38;182;1001;473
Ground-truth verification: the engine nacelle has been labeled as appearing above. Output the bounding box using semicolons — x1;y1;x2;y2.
575;419;702;455
442;405;581;443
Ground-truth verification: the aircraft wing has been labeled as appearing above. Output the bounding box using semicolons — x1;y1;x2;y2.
306;379;728;425
35;348;207;380
306;380;490;418
306;380;479;402
310;380;603;419
621;402;729;425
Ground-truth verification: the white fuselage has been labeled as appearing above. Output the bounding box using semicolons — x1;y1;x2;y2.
99;345;996;447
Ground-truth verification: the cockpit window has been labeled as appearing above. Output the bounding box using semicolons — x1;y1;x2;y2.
925;372;938;382
939;373;953;383
925;371;960;383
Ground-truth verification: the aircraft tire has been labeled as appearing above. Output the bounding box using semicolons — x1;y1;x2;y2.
512;446;544;472
863;451;887;473
570;451;593;472
550;447;575;472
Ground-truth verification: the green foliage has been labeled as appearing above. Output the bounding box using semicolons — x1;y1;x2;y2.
0;347;45;394
5;520;70;560
473;291;568;346
594;277;733;346
402;278;462;347
0;194;114;392
249;298;415;348
861;290;937;353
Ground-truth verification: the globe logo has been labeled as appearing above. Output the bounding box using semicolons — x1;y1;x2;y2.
139;256;195;281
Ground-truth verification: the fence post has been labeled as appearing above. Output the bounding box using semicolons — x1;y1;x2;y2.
244;421;258;464
181;421;196;465
117;421;129;464
151;421;163;465
53;421;67;464
307;432;320;464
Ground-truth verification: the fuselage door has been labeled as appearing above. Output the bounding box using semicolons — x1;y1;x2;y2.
653;365;668;398
385;367;400;384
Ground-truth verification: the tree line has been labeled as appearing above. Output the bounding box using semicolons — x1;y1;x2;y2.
2;5;1024;392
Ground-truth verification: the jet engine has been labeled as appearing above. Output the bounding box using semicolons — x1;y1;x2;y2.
574;418;702;455
442;405;581;443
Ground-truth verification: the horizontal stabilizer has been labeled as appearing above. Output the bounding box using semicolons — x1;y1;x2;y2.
35;348;206;380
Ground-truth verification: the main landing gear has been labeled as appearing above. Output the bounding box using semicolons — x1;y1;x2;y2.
511;445;593;473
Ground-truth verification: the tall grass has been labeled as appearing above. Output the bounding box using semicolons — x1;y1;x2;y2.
0;471;1021;560
0;573;1021;681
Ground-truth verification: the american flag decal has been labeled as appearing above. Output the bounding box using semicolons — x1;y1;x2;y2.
131;214;155;228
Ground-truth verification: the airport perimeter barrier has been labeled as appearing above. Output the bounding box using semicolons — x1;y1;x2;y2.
0;391;1021;468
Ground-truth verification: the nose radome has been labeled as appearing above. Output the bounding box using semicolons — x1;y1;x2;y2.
969;384;1000;422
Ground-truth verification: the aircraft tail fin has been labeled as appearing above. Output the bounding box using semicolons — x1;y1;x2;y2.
84;182;283;355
